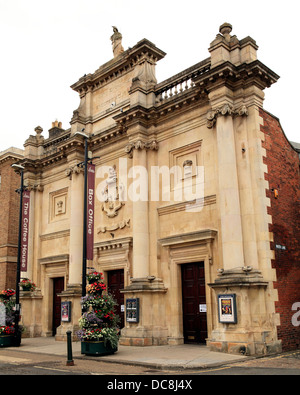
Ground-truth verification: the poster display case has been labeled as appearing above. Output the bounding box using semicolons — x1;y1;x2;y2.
218;294;237;324
126;298;139;323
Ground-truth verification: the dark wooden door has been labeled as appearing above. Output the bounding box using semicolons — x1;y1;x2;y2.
52;277;64;336
181;262;207;343
107;270;124;328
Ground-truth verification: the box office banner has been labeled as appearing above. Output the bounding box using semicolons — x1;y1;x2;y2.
86;163;95;260
21;191;31;272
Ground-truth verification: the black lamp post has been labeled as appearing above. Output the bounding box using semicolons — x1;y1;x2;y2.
11;163;25;347
75;130;89;297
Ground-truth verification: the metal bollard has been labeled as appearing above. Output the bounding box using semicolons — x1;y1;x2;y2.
66;330;74;366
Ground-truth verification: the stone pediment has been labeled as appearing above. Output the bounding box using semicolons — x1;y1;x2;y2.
70;38;166;97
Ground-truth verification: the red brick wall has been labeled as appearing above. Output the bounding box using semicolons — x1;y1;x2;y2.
260;108;300;351
0;158;20;290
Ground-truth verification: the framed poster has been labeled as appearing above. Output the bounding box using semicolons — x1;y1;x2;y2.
61;301;71;322
218;294;237;324
126;298;139;323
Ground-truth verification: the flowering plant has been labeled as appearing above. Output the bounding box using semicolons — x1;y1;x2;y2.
86;281;106;295
0;289;15;299
79;311;103;328
86;271;103;283
81;294;118;314
78;273;120;349
77;327;119;348
0;289;24;339
0;326;15;335
20;278;36;292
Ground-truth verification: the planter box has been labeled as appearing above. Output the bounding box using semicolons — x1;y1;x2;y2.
81;341;117;356
0;335;15;347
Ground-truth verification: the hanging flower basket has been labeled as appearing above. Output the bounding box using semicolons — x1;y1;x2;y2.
86;281;106;296
20;278;36;292
86;271;103;284
0;289;16;300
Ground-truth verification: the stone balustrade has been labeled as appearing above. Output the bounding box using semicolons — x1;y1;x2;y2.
155;59;210;104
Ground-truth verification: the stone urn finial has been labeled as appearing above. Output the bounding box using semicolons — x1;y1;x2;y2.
34;126;43;138
219;22;232;42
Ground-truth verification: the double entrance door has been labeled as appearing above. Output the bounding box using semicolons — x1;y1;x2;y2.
181;262;207;344
107;269;124;329
52;277;64;336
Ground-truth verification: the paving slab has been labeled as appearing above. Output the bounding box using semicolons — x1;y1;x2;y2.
16;337;248;370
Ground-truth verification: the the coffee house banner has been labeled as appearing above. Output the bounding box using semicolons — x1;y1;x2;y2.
86;163;95;260
21;191;31;272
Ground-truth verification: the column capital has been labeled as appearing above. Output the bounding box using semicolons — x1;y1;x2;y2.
207;103;248;129
24;182;44;192
65;163;84;179
125;139;159;158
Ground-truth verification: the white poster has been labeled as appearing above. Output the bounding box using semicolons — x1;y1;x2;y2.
0;302;5;326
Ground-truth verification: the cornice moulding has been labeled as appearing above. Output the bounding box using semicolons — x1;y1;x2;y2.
159;229;217;247
194;60;280;92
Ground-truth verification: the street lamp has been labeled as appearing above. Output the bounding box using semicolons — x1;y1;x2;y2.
11;163;25;347
74;130;89;297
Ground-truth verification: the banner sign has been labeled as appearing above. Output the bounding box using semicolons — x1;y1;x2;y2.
21;191;31;272
86;163;95;260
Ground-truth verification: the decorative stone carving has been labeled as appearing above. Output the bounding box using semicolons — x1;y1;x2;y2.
110;26;124;58
131;56;157;91
101;165;125;218
102;201;124;218
97;218;130;234
25;182;44;192
50;188;68;222
125;139;159;158
56;200;64;214
35;126;43;139
65;164;83;179
219;22;233;42
182;159;193;178
207;104;248;128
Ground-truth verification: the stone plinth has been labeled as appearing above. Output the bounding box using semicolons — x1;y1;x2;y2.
120;277;168;346
55;284;82;341
208;267;281;356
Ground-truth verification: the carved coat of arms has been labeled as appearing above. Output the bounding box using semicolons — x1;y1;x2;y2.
101;165;125;218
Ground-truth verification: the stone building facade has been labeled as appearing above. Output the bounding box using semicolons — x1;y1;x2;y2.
15;23;300;354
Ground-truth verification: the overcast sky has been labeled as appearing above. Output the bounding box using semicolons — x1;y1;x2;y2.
0;0;299;153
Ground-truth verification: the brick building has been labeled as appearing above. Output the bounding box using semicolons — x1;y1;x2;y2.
0;147;24;290
1;23;299;354
260;110;300;350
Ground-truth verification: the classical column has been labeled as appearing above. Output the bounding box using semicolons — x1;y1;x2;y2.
124;138;160;280
68;166;84;285
23;183;44;283
19;183;43;338
55;164;84;341
131;142;150;280
208;104;245;270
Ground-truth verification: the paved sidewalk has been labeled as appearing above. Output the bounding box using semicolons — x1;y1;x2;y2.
16;337;248;370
